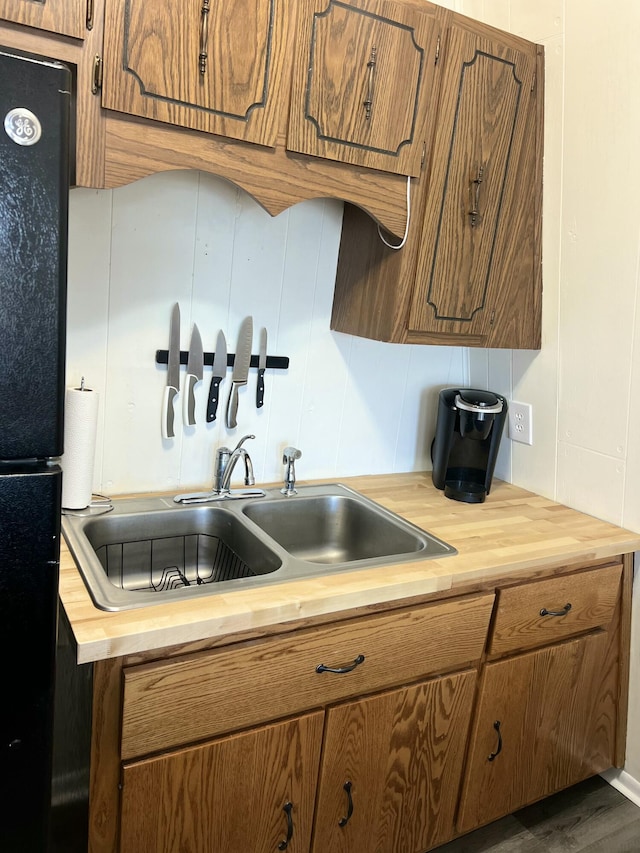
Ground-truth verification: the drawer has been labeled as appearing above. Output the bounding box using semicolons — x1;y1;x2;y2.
487;562;622;657
121;592;495;759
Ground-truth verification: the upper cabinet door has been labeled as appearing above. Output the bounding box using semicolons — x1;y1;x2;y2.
408;21;539;343
287;0;441;175
0;0;85;38
101;0;292;147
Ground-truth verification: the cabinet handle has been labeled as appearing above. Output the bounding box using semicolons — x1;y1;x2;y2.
278;802;294;851
316;654;365;674
487;720;502;762
338;781;354;827
363;46;377;120
199;0;211;75
540;603;572;617
469;165;484;226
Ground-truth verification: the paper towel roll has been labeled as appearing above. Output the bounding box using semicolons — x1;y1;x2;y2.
61;384;99;510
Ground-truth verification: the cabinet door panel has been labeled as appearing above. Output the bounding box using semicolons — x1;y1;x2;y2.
312;670;476;853
409;23;537;341
120;711;324;853
458;631;615;834
102;0;291;146
288;0;440;175
0;0;85;37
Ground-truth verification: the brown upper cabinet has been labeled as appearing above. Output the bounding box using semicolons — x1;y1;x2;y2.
101;0;293;147
287;0;442;175
331;13;543;349
0;0;86;38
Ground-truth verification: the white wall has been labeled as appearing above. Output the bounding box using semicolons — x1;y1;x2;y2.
462;0;640;799
66;172;467;495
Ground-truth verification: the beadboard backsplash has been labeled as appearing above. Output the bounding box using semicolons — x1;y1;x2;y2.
66;170;467;495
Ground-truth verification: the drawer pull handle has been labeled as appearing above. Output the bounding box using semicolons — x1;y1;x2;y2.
338;781;354;827
487;720;502;762
540;603;572;617
278;802;293;850
316;654;365;674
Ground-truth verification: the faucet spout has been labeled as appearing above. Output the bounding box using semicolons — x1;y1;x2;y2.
215;434;258;493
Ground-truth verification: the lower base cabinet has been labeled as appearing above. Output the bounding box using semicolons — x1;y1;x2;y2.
457;630;615;834
119;671;476;853
120;712;324;852
91;559;628;853
312;671;476;853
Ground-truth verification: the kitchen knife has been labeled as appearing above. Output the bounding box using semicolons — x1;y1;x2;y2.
225;316;253;429
206;329;227;422
183;323;204;426
161;303;180;439
256;327;267;408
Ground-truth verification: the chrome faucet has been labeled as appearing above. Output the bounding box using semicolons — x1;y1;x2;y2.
215;434;257;494
174;435;265;504
281;446;302;496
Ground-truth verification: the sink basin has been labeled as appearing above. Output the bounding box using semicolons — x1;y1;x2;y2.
63;501;283;610
62;484;456;611
243;494;428;564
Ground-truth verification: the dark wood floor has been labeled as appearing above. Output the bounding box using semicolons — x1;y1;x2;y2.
438;776;640;853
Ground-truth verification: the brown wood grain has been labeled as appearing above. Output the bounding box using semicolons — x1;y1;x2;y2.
120;711;324;852
331;12;543;349
409;18;539;345
102;0;294;147
103;115;412;235
615;552;633;767
457;631;615;834
311;670;476;853
120;593;494;759
0;0;85;38
487;562;622;656
288;0;440;175
88;658;124;853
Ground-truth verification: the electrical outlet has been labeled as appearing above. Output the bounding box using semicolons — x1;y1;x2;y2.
508;401;533;445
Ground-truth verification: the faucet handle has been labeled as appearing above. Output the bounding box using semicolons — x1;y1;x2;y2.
283;446;302;463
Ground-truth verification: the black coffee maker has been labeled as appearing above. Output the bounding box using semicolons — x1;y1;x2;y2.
431;388;508;503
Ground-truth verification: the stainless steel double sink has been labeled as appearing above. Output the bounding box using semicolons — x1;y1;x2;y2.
62;484;456;611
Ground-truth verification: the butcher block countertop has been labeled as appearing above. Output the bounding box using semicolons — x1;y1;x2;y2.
59;472;640;664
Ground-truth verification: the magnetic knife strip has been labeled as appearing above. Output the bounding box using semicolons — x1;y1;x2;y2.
155;351;289;369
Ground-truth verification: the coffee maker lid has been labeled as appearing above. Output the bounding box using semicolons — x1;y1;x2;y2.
455;389;503;414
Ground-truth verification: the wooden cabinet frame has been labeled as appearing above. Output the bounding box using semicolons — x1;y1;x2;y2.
86;555;633;853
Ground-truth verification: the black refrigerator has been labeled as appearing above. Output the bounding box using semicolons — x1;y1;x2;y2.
0;46;70;851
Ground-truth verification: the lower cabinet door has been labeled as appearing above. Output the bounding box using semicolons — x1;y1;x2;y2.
119;711;324;853
458;631;615;834
311;670;476;853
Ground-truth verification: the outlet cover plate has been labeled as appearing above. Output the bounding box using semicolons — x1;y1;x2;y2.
508;401;533;445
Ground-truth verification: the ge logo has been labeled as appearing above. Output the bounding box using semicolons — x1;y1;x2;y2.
4;108;42;146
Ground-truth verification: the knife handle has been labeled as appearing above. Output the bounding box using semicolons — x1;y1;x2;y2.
256;368;265;409
226;383;240;429
183;374;198;426
162;386;178;439
207;375;222;422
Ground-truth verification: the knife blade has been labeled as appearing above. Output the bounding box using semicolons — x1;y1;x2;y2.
256;327;267;408
206;330;227;422
225;316;253;429
183;323;204;426
161;303;180;439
